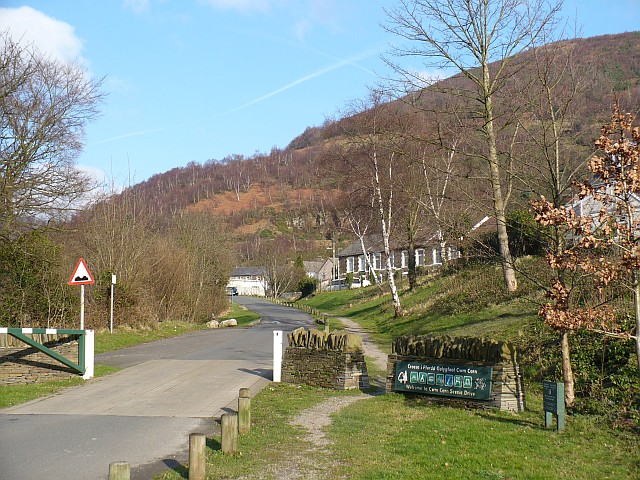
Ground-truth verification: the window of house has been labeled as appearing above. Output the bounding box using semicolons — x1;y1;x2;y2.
346;257;354;273
433;246;443;265
416;248;425;267
358;255;366;272
371;252;382;270
401;251;408;268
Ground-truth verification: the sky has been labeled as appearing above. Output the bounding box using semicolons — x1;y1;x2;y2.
1;1;639;188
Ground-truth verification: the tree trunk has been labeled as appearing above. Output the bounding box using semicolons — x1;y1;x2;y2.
634;271;640;371
407;221;417;290
560;330;575;407
483;73;517;292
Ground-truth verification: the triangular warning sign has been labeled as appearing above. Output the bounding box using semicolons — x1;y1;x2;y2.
68;258;95;285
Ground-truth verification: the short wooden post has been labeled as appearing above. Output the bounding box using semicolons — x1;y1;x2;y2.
221;413;238;455
189;433;206;480
108;461;130;480
238;388;251;434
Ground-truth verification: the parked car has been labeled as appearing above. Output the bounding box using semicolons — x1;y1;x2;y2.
226;286;238;296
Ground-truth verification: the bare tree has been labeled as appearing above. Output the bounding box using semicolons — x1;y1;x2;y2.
0;32;104;240
513;29;591;407
384;0;563;292
345;200;383;288
339;91;404;316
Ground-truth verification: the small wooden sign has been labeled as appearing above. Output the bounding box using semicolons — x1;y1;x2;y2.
543;380;565;431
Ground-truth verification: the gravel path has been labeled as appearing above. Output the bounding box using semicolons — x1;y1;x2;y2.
336;316;388;372
258;317;388;479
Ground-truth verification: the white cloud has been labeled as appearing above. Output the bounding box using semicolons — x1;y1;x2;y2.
198;0;276;12
406;67;450;88
0;6;84;63
122;0;152;14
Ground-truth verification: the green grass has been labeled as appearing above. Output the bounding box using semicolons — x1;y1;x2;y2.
299;267;540;346
222;301;261;326
94;301;258;354
94;320;207;354
154;383;639;480
157;384;362;480
329;393;639;479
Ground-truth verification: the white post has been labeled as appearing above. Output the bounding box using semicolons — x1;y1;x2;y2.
273;330;283;382
110;274;116;334
83;329;94;379
80;284;85;330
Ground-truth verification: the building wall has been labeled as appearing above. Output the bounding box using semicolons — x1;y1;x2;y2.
228;278;266;296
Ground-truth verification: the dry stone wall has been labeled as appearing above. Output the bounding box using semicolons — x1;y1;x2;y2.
282;328;369;390
387;334;525;412
0;334;79;385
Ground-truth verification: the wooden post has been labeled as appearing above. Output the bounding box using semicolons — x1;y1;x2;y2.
238;388;251;434
189;433;206;480
221;413;238;455
108;462;130;480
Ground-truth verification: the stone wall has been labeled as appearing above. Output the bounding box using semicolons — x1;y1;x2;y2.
0;334;80;385
282;328;369;390
386;335;525;412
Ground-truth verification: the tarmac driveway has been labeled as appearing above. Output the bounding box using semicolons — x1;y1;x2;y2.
0;297;313;479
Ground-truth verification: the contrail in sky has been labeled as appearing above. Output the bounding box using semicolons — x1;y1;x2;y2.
220;48;380;116
90;48;381;146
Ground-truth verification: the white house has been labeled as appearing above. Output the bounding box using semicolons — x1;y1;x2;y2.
227;267;267;296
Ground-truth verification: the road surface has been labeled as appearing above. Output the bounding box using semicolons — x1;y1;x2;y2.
0;296;313;479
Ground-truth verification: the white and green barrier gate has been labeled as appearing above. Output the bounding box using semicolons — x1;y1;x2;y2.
0;328;94;379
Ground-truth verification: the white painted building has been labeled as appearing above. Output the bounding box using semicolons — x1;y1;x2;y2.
227;267;267;296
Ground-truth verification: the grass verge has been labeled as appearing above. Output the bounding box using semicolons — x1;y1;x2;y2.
157;384;363;480
155;383;639;480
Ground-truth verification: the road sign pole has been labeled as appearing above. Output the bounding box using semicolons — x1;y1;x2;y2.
110;274;116;334
68;258;95;331
80;284;85;330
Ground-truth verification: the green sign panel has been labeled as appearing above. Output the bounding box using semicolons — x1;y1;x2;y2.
394;361;493;400
543;380;565;431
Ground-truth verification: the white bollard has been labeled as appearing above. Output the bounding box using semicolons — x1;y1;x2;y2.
83;330;94;379
273;330;283;382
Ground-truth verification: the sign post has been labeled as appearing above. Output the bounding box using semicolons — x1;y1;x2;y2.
110;273;116;333
543;380;565;432
273;330;283;382
67;258;95;330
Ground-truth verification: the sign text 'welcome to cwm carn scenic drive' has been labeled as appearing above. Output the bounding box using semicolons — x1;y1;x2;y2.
394;361;492;400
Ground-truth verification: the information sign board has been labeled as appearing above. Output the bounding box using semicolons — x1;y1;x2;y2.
543;380;565;431
394;361;493;400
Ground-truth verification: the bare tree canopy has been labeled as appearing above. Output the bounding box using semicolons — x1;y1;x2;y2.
0;31;104;240
384;0;563;292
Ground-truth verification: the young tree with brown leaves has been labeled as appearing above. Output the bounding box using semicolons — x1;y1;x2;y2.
533;105;640;383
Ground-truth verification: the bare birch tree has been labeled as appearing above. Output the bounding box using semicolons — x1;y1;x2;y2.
339;92;404;316
384;0;563;292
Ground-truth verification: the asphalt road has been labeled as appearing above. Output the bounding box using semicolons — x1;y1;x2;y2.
0;297;313;480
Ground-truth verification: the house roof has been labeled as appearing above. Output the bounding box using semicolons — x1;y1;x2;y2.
338;234;393;257
303;261;325;273
231;267;265;277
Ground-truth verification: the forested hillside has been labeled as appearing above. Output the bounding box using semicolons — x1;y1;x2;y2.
116;31;640;246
